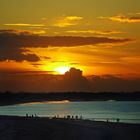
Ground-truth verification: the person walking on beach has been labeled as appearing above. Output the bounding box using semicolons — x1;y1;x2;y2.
116;118;120;123
26;114;28;117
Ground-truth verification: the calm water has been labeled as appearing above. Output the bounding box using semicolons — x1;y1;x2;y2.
0;101;140;124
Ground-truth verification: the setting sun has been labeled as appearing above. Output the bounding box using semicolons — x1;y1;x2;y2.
54;66;70;74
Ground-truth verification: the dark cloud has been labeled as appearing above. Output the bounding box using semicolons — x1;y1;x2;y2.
0;47;40;62
43;56;51;59
0;68;140;92
30;63;43;68
64;67;83;78
0;29;132;47
0;68;91;92
0;29;132;62
58;68;91;91
90;75;140;92
0;30;40;62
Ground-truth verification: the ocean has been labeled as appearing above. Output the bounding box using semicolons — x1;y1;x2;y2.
0;101;140;124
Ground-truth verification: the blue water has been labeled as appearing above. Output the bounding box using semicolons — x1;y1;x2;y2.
0;101;140;124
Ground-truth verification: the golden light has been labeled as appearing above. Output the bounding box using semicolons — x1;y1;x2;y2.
54;66;70;74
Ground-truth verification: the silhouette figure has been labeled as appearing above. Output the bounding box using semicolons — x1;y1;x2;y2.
75;115;78;119
116;118;120;123
106;118;109;122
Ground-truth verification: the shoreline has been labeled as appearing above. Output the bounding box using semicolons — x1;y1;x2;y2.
0;92;140;106
0;99;140;107
0;115;140;140
0;114;140;125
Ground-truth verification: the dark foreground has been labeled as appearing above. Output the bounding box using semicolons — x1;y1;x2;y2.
0;116;140;140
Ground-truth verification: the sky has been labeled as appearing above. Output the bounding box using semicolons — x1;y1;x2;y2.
0;0;140;92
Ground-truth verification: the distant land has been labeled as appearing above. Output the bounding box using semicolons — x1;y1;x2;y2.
0;92;140;106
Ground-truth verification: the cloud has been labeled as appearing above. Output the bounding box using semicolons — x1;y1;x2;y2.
59;68;91;91
64;67;82;78
29;30;46;35
0;29;46;35
0;47;40;62
52;16;83;27
100;14;140;23
136;12;140;15
0;68;91;92
0;29;132;47
0;68;140;92
0;30;41;62
90;75;140;92
4;23;45;27
0;29;132;62
66;30;123;35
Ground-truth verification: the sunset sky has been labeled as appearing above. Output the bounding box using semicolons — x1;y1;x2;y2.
0;0;140;92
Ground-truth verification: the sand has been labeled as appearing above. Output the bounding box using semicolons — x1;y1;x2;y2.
0;116;140;140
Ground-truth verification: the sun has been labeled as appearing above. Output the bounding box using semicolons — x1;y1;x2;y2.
54;66;70;74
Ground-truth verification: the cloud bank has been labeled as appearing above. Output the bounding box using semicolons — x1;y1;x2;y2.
66;30;122;35
100;14;140;23
0;29;132;62
0;68;140;92
52;16;83;27
4;23;45;27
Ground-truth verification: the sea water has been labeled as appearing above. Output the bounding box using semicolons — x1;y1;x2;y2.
0;101;140;124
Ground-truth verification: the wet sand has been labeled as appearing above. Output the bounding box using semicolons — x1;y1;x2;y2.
0;116;140;140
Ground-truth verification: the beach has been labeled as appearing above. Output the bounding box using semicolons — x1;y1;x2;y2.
0;116;140;140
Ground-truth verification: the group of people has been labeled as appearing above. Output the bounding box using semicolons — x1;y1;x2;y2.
26;113;38;118
25;113;83;120
25;113;120;123
106;118;120;123
54;115;83;120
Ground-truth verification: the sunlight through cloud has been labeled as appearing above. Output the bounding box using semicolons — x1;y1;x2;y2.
54;66;70;74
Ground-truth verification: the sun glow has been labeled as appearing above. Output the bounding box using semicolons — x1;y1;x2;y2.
54;66;70;74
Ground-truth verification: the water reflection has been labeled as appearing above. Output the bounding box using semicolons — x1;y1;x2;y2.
0;101;140;124
19;100;70;105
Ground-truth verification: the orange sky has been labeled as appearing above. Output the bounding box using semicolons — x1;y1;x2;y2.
0;0;140;79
